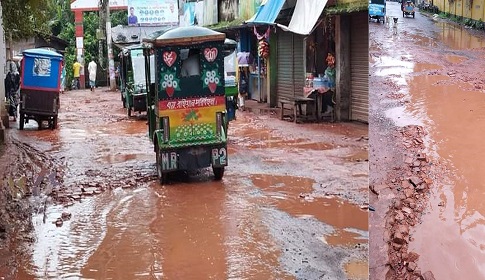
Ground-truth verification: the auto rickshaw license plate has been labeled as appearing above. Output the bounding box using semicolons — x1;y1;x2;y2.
212;147;228;167
161;151;177;171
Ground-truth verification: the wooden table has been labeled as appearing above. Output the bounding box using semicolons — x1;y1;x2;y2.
279;96;317;123
303;86;334;121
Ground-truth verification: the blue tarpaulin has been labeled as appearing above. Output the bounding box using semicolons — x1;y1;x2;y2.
245;0;285;24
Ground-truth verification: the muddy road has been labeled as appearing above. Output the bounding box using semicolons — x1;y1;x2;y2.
0;87;368;279
370;2;485;279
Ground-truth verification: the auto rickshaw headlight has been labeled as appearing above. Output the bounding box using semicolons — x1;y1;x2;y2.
162;117;170;142
216;112;222;137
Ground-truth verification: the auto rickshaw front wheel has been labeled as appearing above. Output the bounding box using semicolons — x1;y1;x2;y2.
213;166;225;180
19;114;24;130
51;116;58;130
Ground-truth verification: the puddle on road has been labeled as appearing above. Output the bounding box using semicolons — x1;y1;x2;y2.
385;106;423;127
412;63;442;72
373;55;414;78
342;150;368;163
97;153;153;164
344;260;369;280
16;194;113;279
445;54;467;64
148;180;293;280
98;120;147;135
408;67;485;279
324;228;367;246
250;174;368;240
231;126;334;150
436;22;485;50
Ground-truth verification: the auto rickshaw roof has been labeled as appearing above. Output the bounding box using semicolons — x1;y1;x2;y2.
224;38;237;47
22;48;63;59
122;43;145;51
143;26;226;47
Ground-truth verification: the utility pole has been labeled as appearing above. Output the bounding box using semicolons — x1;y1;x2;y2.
98;0;106;70
106;1;116;91
99;0;116;91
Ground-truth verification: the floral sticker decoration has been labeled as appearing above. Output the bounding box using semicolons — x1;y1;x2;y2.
202;69;220;93
163;51;177;67
160;71;180;97
203;47;218;63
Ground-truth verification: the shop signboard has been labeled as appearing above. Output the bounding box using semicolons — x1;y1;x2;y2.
127;0;179;26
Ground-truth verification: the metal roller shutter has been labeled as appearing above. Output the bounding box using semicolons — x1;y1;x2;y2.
277;31;293;102
350;12;369;123
293;34;305;98
276;31;304;103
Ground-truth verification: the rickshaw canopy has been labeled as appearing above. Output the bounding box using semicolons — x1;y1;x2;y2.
21;48;63;91
22;48;63;60
143;26;226;47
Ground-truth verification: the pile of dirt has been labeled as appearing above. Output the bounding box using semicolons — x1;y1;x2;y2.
0;136;35;277
380;125;437;280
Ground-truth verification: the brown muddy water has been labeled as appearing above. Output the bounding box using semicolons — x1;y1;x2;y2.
370;2;485;278
9;90;368;279
407;65;485;279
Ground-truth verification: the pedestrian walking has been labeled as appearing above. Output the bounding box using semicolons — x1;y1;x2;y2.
88;59;97;92
73;60;81;89
60;61;66;94
4;61;20;121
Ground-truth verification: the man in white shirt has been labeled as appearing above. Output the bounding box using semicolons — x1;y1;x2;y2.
88;59;97;92
180;49;200;77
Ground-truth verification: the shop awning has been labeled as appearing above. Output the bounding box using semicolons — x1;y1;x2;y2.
245;0;286;25
277;0;328;35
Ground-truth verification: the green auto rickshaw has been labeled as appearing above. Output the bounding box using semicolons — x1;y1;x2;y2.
119;44;155;116
142;26;229;184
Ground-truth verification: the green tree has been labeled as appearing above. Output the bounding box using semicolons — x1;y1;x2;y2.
1;0;56;40
2;0;128;88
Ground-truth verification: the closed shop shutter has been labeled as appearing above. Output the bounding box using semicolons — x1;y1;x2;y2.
276;31;305;104
293;34;305;98
350;12;369;123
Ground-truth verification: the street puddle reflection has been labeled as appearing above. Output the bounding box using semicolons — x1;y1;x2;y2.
436;22;485;49
17;195;112;279
373;55;414;77
408;66;485;279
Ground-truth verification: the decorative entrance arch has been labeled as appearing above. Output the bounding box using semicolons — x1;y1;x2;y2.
70;0;127;88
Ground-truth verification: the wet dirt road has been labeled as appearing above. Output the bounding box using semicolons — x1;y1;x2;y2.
2;87;369;279
370;2;485;279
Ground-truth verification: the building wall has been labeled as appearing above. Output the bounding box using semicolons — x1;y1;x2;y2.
0;4;7;130
435;0;485;21
238;0;261;20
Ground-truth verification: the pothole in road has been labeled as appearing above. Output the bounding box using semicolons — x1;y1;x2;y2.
445;54;467;64
343;259;369;280
231;127;334;150
250;174;368;246
97;153;153;164
341;150;368;163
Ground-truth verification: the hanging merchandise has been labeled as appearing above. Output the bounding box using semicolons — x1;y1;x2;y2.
254;26;271;59
258;40;270;59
